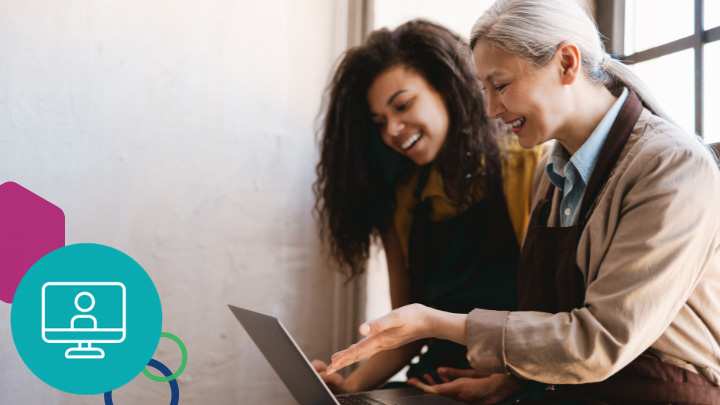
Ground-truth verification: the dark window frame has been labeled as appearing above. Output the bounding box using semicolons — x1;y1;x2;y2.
597;0;720;138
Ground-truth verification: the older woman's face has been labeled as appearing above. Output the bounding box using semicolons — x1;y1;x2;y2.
367;66;449;166
472;42;568;149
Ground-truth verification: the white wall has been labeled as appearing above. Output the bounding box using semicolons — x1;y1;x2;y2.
0;0;352;403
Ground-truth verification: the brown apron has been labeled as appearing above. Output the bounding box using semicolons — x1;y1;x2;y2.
515;91;720;404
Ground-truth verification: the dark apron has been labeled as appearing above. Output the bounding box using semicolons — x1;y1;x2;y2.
405;164;520;382
515;91;720;404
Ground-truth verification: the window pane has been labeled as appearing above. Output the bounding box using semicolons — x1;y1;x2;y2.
705;41;720;143
706;0;720;30
631;49;696;136
625;0;694;54
373;0;494;37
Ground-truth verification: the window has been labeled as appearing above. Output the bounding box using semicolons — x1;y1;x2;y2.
603;0;720;143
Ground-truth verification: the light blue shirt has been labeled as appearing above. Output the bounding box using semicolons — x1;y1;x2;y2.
545;88;629;227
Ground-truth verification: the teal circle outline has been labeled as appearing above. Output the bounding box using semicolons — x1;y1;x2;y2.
142;332;187;383
10;243;163;395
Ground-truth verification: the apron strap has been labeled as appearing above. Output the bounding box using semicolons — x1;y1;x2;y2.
579;91;643;225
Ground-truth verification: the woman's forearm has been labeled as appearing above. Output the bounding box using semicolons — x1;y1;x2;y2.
428;307;468;346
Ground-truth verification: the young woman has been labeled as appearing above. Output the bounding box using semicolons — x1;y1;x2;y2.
325;1;720;404
312;19;542;393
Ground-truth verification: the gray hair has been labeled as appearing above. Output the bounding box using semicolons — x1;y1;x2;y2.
469;0;672;123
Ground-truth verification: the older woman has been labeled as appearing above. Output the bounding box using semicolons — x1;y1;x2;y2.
326;1;720;403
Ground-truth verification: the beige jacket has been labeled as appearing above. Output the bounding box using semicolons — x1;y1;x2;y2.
465;108;720;385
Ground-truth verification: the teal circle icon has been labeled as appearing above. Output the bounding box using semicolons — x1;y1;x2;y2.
11;243;162;395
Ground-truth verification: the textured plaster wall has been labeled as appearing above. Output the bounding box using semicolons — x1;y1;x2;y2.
0;0;349;403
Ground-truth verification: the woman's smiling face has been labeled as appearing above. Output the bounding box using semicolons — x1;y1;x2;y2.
367;65;450;166
472;41;569;149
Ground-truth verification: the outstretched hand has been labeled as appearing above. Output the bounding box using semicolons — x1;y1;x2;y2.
408;368;526;404
326;304;435;375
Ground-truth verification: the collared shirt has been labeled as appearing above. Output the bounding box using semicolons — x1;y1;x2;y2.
545;88;629;227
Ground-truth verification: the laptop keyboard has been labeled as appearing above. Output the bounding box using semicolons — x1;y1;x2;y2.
337;393;397;405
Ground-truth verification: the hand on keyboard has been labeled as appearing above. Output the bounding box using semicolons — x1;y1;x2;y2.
311;359;355;394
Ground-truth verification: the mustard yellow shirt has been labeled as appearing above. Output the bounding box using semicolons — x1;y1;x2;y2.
393;135;544;261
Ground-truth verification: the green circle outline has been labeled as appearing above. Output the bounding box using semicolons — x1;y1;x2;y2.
142;332;187;383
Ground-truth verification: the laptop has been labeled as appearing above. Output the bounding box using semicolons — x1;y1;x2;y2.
228;305;462;405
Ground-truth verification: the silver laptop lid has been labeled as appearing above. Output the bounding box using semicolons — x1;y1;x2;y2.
229;305;340;405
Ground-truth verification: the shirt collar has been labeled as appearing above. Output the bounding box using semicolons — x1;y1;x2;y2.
545;143;570;190
545;87;629;186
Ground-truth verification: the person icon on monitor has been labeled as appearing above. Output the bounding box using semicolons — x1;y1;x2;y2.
41;282;127;360
64;291;105;359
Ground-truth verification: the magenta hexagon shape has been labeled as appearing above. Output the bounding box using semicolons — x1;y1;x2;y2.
0;182;65;303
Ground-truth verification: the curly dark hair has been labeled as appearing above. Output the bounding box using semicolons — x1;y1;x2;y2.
314;19;502;278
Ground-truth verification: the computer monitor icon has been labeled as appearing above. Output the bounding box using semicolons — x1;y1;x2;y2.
41;282;126;359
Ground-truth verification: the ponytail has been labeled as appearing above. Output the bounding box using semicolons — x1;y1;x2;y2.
601;58;675;125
